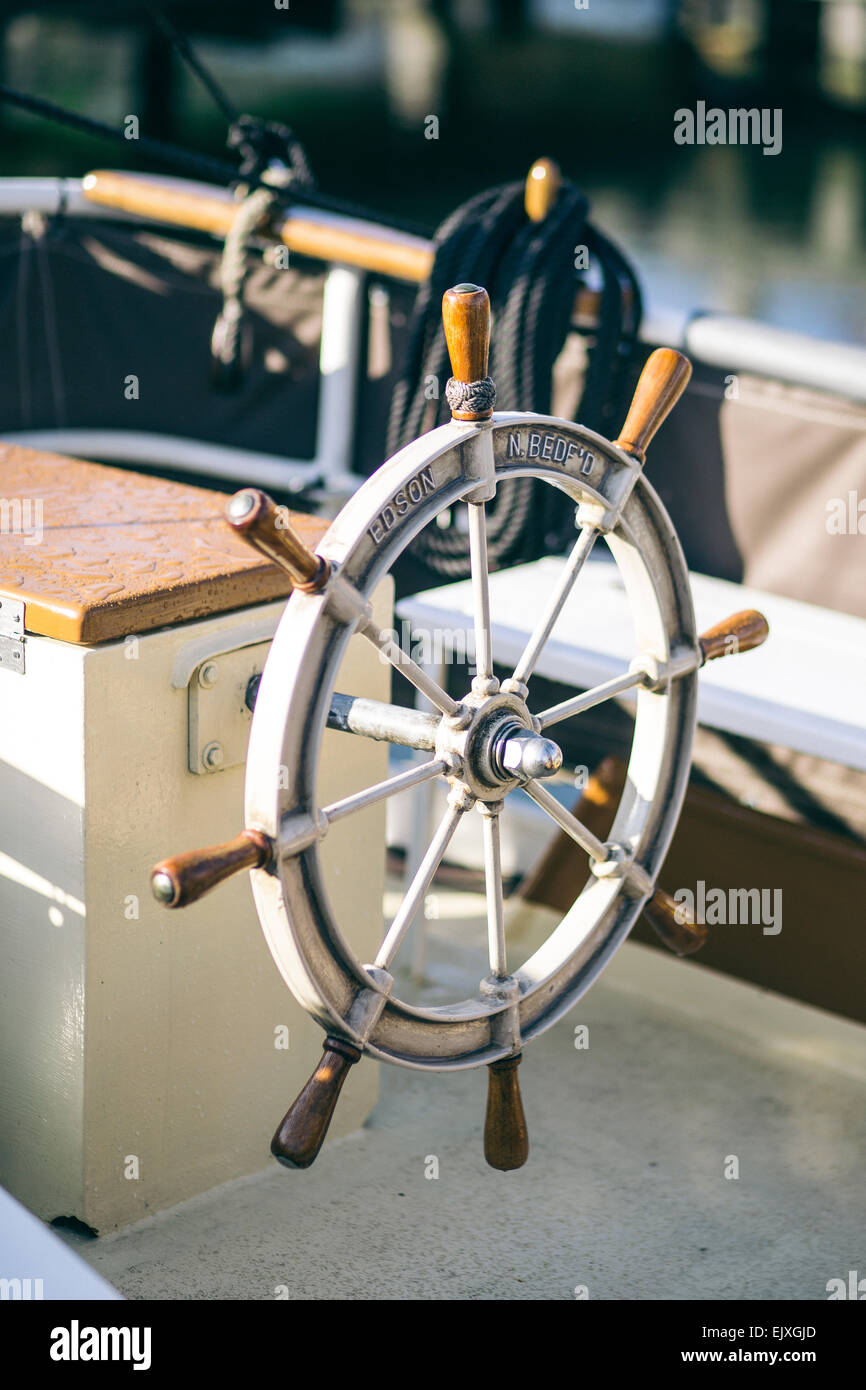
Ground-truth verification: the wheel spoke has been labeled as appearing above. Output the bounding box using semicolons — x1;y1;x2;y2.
481;808;507;979
374;800;467;968
523;778;609;862
536;668;643;729
510;525;598;686
324;758;448;826
468;501;494;684
359;618;460;718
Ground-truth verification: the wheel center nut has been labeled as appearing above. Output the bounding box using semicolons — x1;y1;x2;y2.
493;726;562;782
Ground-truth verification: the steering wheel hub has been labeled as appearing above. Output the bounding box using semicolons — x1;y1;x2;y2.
434;690;562;800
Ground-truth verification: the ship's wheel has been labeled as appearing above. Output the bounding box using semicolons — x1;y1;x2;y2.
151;285;768;1171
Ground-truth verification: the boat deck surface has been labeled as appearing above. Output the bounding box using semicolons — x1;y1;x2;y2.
61;892;866;1301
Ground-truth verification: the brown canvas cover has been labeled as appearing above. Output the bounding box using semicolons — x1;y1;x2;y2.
0;214;324;462
645;355;866;622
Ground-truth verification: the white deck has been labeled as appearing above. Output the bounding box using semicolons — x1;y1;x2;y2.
58;892;866;1301
399;557;866;772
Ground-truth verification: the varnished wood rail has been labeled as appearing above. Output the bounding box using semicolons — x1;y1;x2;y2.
82;170;433;282
81;163;619;326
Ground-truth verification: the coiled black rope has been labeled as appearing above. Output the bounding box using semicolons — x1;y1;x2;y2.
388;177;642;590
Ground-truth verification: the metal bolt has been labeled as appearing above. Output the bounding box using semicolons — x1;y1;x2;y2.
151;872;176;905
198;662;219;688
202;741;224;771
497;728;563;781
226;489;258;522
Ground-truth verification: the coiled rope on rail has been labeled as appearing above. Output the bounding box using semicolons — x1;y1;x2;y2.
387;177;642;591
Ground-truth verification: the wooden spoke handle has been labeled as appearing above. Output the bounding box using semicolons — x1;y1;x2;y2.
442;284;493;420
699;609;770;663
151;829;271;909
271;1036;362;1169
484;1054;530;1171
614;347;692;463
225;488;329;592
524;156;561;223
643;886;708;957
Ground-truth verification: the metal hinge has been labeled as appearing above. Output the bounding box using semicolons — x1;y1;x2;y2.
0;594;25;675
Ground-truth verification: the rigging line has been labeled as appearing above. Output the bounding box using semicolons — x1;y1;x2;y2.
0;83;237;183
0;83;431;237
142;1;240;126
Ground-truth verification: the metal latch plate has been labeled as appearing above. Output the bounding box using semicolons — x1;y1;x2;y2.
188;640;271;774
